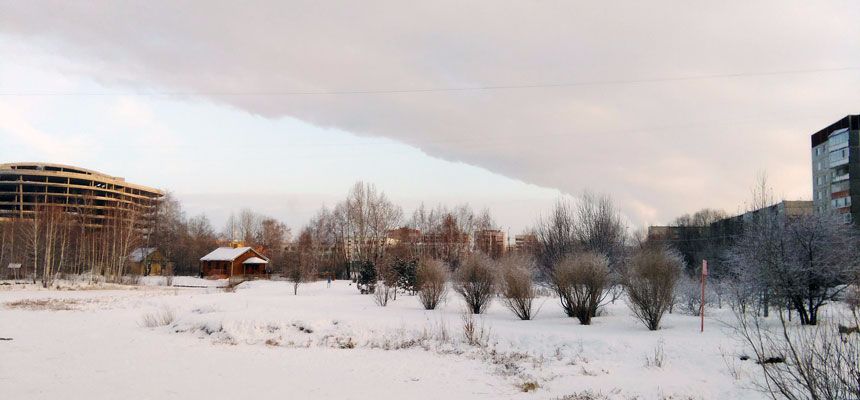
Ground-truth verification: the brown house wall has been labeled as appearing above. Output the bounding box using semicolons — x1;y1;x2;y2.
201;249;267;278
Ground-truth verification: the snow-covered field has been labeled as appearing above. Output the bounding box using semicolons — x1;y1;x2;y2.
0;279;765;399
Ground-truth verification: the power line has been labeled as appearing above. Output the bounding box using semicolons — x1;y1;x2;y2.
1;66;858;97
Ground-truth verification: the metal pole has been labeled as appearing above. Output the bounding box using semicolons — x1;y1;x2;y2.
700;259;708;333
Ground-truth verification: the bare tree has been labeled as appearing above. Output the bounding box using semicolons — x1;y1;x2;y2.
734;308;860;400
454;253;496;314
574;191;628;270
498;253;539;320
623;248;683;330
552;252;610;325
331;182;402;278
533;199;578;274
729;212;859;325
285;228;316;295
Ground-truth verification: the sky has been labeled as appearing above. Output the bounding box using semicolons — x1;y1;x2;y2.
1;1;859;234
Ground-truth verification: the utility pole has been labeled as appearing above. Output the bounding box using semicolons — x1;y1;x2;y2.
700;259;708;333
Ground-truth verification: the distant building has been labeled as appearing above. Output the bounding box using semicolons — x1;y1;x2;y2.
475;229;507;259
648;200;813;271
387;227;421;245
128;247;170;276
512;233;538;254
646;225;707;242
0;162;162;235
200;245;269;279
649;200;814;248
811;115;860;223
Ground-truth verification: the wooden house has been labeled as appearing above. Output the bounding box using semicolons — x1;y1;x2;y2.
128;247;170;276
200;246;269;279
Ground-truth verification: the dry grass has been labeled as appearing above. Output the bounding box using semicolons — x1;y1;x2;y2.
644;338;666;368
139;307;176;328
462;312;492;348
519;380;540;392
5;298;88;311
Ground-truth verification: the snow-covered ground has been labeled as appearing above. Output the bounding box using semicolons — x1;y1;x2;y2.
0;279;765;399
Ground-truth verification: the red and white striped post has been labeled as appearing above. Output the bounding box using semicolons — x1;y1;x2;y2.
700;259;708;333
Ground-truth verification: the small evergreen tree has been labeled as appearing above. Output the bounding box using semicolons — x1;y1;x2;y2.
393;258;418;295
357;261;377;294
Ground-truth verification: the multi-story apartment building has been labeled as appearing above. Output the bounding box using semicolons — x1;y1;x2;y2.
811;115;860;223
512;233;538;254
474;229;506;259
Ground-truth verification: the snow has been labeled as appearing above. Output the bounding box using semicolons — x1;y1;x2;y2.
0;280;766;399
242;256;268;265
200;247;267;262
138;276;228;288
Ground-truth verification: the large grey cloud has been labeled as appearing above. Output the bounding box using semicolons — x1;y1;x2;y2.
2;1;859;225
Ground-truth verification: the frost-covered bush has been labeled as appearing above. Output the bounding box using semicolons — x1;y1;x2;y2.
676;274;709;316
553;252;610;325
735;309;860;400
498;254;539;320
454;253;496;314
417;258;448;310
623;248;682;331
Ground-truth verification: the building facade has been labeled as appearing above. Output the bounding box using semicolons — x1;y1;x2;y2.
0;162;163;234
811;115;860;223
474;229;507;258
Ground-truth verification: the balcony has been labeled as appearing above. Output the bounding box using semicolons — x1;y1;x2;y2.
833;173;850;183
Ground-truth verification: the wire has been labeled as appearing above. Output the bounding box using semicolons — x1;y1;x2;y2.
1;66;858;96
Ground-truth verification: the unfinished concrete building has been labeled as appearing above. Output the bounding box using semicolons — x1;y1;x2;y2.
0;162;163;234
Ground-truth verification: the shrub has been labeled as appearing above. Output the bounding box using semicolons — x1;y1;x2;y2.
374;282;395;306
417;258;448;310
454;253;496;314
676;274;706;316
498;254;539;320
552;252;610;325
623;248;682;331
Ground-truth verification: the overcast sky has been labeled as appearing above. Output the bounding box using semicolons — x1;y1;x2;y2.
1;1;859;233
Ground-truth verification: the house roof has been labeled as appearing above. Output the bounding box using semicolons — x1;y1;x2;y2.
129;247;158;262
200;247;269;262
242;257;268;264
7;263;21;269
